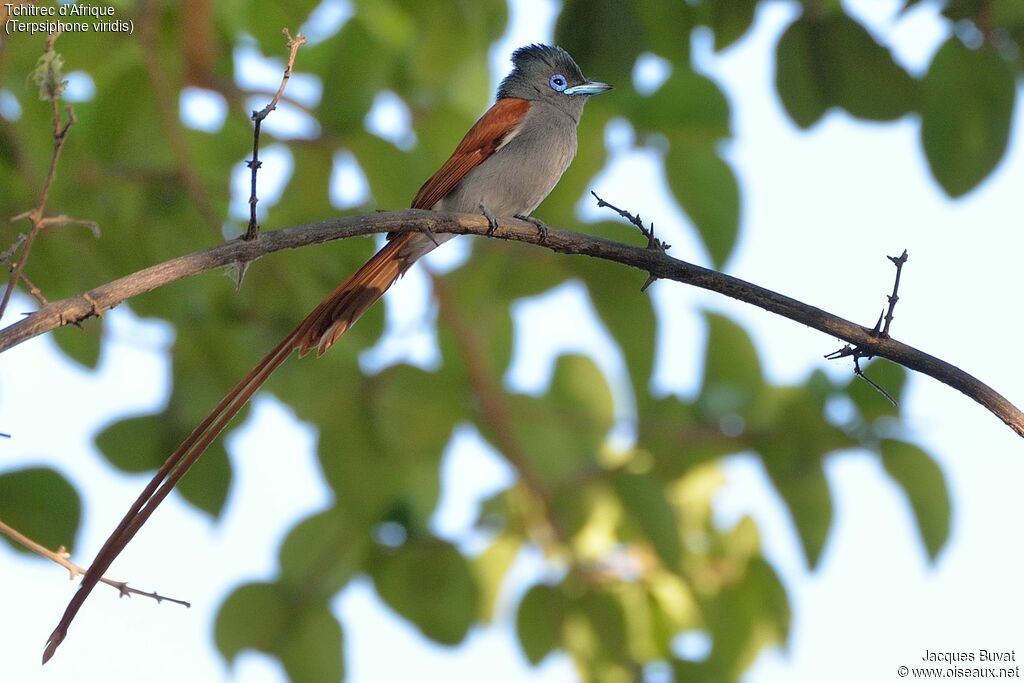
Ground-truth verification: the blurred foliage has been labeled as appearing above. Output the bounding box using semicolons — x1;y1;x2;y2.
0;468;80;555
1;0;1008;680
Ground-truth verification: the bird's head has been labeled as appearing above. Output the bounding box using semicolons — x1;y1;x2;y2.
497;44;612;119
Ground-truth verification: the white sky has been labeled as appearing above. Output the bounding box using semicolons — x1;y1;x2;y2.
2;1;1023;682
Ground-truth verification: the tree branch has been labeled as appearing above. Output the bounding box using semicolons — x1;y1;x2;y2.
0;518;190;608
0;209;1020;438
245;28;307;241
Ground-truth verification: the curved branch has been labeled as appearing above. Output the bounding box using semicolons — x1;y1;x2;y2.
1;209;1021;438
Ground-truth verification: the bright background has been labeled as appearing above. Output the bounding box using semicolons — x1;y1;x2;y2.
2;0;1023;681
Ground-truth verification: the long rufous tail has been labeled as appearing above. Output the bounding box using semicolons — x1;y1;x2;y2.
43;231;431;663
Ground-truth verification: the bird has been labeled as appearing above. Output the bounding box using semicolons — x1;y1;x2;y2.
42;43;610;662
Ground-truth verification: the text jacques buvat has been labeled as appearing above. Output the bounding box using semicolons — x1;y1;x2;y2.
922;650;1017;664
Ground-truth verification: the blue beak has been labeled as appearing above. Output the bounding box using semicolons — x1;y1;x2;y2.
564;81;613;96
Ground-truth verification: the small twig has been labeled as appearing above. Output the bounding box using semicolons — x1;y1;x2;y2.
854;356;898;407
0;257;51;307
244;29;307;241
590;191;669;291
826;250;910;406
239;88;315;116
0;233;28;263
37;214;101;236
881;249;908;337
0;518;190;608
590;190;669;250
1;32;96;320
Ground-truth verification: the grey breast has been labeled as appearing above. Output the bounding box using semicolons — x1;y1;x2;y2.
435;100;579;218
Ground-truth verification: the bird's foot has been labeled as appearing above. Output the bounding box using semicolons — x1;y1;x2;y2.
515;214;549;244
479;203;499;235
422;225;440;246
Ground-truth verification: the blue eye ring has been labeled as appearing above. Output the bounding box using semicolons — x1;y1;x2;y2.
549;74;568;92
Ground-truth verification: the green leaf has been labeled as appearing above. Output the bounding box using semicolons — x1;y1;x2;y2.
277;602;345;683
175;438;231;519
556;0;644;88
367;363;463;525
371;364;463;464
696;557;789;677
775;16;831;128
632;69;731;143
215;581;344;683
710;0;758;52
517;583;566;665
570;588;629;662
278;508;368;598
549;354;615;434
698;313;763;418
751;383;855;568
775;14;916;128
0;467;81;555
828;16;918;121
473;533;521;622
312;19;391;137
632;0;695;64
762;447;831;568
640;396;741;479
370;537;478;645
217;0;322;56
921;37;1016;197
314;395;393;523
51;323;102;369
509;355;613;486
576;255;657;410
471;532;520;626
215;581;291;660
665;141;741;268
880;439;951;560
994;0;1024;25
95;412;231;518
400;1;506;92
611;472;683;569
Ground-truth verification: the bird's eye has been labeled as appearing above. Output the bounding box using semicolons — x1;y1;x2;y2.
549;74;567;92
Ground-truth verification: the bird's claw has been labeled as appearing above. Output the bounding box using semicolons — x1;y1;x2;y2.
515;214;549;244
480;203;499;235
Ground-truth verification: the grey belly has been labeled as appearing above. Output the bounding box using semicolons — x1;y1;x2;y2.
434;123;577;217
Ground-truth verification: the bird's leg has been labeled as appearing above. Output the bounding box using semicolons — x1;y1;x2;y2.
422;226;440;246
515;214;548;244
479;203;499;235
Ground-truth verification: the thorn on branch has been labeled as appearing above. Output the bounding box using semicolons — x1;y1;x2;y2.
81;292;104;318
590;191;669;291
854;355;898;407
244;29;307;242
826;249;910;407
